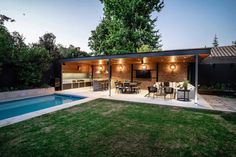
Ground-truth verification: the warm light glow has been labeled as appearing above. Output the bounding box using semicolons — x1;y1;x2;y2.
99;65;103;71
118;59;123;64
77;65;81;71
170;64;176;71
142;64;147;70
98;60;103;65
143;57;147;64
170;56;176;63
119;65;123;71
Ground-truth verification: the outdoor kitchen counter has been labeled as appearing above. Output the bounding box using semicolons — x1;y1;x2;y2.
62;78;93;90
93;79;108;91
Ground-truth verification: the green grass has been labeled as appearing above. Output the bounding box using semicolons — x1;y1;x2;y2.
0;99;236;157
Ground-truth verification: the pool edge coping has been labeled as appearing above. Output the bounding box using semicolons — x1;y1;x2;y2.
0;96;96;128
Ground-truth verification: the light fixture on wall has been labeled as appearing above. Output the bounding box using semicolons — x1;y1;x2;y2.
142;64;147;70
170;64;176;71
99;65;103;71
141;58;147;70
119;65;123;71
96;65;103;74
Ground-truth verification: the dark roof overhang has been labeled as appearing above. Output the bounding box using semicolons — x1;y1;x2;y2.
60;48;211;63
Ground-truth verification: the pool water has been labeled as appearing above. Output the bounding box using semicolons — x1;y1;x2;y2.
0;94;84;120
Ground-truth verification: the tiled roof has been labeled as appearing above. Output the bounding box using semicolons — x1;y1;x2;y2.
209;45;236;58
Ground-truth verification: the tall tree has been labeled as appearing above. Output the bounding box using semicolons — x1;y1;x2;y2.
38;33;59;59
0;14;15;25
213;34;219;47
232;41;236;46
89;0;164;55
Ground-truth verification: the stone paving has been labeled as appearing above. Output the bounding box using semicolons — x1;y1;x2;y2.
201;95;236;112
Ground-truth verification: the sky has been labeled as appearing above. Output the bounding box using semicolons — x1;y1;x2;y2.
0;0;236;52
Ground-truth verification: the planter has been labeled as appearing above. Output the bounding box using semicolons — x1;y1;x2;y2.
0;87;55;102
198;89;236;96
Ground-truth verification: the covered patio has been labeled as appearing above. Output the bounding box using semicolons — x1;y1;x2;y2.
59;48;211;106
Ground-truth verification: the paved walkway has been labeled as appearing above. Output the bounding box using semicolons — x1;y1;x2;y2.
201;95;236;112
57;87;214;110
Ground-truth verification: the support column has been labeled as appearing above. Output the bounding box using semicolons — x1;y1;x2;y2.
194;54;199;104
108;59;111;96
91;65;94;80
60;62;63;90
131;64;133;82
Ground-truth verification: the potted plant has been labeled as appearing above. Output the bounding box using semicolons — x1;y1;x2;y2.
183;80;188;90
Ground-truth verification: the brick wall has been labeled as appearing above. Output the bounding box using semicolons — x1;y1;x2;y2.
62;62;188;89
133;63;157;89
92;65;108;79
158;63;188;82
111;62;188;89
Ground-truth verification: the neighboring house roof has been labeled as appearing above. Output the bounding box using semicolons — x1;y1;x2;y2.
210;45;236;58
202;45;236;64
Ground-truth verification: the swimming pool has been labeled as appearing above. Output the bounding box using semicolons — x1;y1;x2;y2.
0;94;84;120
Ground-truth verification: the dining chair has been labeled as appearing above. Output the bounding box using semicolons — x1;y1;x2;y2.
145;86;157;98
164;87;175;99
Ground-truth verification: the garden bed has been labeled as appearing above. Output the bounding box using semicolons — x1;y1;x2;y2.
199;89;236;97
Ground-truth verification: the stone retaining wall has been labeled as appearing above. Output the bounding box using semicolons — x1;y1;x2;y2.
0;87;55;102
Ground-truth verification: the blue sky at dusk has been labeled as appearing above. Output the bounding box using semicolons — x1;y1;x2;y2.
1;0;235;52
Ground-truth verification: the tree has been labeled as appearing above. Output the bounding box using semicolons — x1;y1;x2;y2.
213;34;219;47
232;41;236;46
58;44;90;58
0;14;15;25
88;18;110;55
0;25;14;64
16;46;52;87
137;45;152;53
38;33;60;59
88;0;164;55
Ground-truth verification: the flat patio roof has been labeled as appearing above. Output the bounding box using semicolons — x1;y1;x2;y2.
60;47;211;63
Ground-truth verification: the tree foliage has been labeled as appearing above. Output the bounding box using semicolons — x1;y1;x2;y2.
137;45;152;53
0;14;90;90
37;33;61;60
89;0;164;55
213;34;219;47
0;14;15;25
58;44;90;58
232;41;236;46
16;46;51;87
0;25;14;65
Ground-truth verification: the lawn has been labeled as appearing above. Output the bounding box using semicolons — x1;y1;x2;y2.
0;99;236;157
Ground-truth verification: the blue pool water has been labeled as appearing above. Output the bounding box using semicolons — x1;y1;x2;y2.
0;94;84;120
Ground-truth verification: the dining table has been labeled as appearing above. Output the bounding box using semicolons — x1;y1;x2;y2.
120;82;138;93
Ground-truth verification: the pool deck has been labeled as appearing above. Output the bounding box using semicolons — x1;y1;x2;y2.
57;87;215;110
